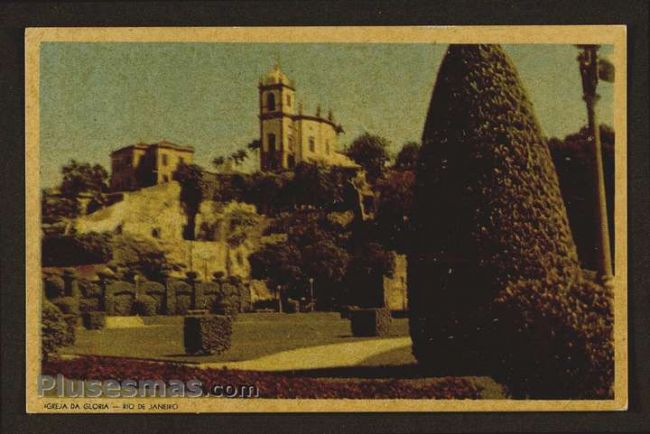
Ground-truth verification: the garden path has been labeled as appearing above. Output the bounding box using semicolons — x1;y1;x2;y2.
200;337;411;371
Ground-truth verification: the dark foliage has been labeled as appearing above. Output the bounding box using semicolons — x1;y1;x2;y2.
133;295;158;316
43;274;65;299
82;312;106;330
374;169;416;253
183;314;232;355
42;300;67;361
548;124;615;271
344;133;391;182
394;141;421;170
61;314;77;346
51;296;79;316
42;232;113;267
174;163;208;240
60;159;109;198
410;44;612;398
350;308;392;337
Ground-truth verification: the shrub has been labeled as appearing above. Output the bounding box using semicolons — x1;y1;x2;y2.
43;275;65;299
109;294;135;316
489;276;614;399
340;305;359;319
285;298;300;314
62;314;77;346
350;308;391;337
42;300;68;360
82;312;106;330
51;296;79;315
79;298;100;313
409;44;612;398
212;299;239;318
184;314;232;355
133;295;157;316
42;231;112;267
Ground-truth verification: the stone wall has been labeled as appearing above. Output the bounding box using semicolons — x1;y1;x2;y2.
74;182;265;281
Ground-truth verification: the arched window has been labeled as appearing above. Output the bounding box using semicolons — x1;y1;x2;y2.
267;93;276;111
286;94;291;107
309;136;315;153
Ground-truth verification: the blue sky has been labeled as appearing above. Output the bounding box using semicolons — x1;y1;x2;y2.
39;43;614;187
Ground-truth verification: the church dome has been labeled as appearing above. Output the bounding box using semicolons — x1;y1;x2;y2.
260;63;294;87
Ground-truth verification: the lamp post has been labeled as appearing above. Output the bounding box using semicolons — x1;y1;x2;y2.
276;284;283;313
308;277;315;311
576;44;613;282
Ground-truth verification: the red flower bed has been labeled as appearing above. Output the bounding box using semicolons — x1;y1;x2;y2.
43;356;483;399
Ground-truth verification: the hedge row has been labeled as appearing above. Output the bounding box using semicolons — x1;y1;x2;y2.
183;314;232;355
350;308;392;337
42;356;487;399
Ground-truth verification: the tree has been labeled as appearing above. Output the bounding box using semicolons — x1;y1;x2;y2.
111;234;170;281
247;139;261;152
411;44;612;398
174;163;207;240
301;239;350;307
212;156;226;169
285;162;347;210
41;189;81;224
374;169;416;252
60;160;109;198
344;133;391;182
394;141;421;170
345;242;395;307
249;241;304;298
548;124;615;272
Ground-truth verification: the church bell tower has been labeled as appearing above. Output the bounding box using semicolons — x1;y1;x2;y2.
259;64;296;171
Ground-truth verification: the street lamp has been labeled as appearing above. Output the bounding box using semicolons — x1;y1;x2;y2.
308;277;314;310
576;45;613;282
276;284;283;313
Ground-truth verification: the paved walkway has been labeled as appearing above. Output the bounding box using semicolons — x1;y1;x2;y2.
200;337;411;371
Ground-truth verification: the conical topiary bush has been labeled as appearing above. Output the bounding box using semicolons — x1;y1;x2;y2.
408;44;613;398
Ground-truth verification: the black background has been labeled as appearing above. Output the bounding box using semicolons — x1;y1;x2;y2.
1;1;648;432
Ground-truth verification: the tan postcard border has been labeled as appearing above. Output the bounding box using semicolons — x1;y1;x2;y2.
25;25;628;413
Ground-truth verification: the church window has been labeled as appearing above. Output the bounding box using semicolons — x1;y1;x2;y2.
162;154;168;166
309;137;315;152
268;133;276;151
179;156;184;165
326;140;330;154
287;94;291;107
267;93;276;111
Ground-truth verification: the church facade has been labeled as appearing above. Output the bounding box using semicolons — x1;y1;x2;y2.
258;64;358;172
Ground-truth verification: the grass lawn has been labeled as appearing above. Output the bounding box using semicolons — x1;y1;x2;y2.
63;312;410;364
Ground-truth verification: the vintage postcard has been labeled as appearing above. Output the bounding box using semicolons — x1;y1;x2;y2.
25;26;627;413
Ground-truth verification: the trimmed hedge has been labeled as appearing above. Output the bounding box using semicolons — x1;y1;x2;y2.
79;298;100;314
42;300;67;361
43;275;65;299
62;314;77;346
82;312;106;330
133;295;157;316
285;298;300;314
44;355;489;399
184;314;232;355
340;305;359;319
350;308;392;337
51;296;79;316
410;44;613;398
